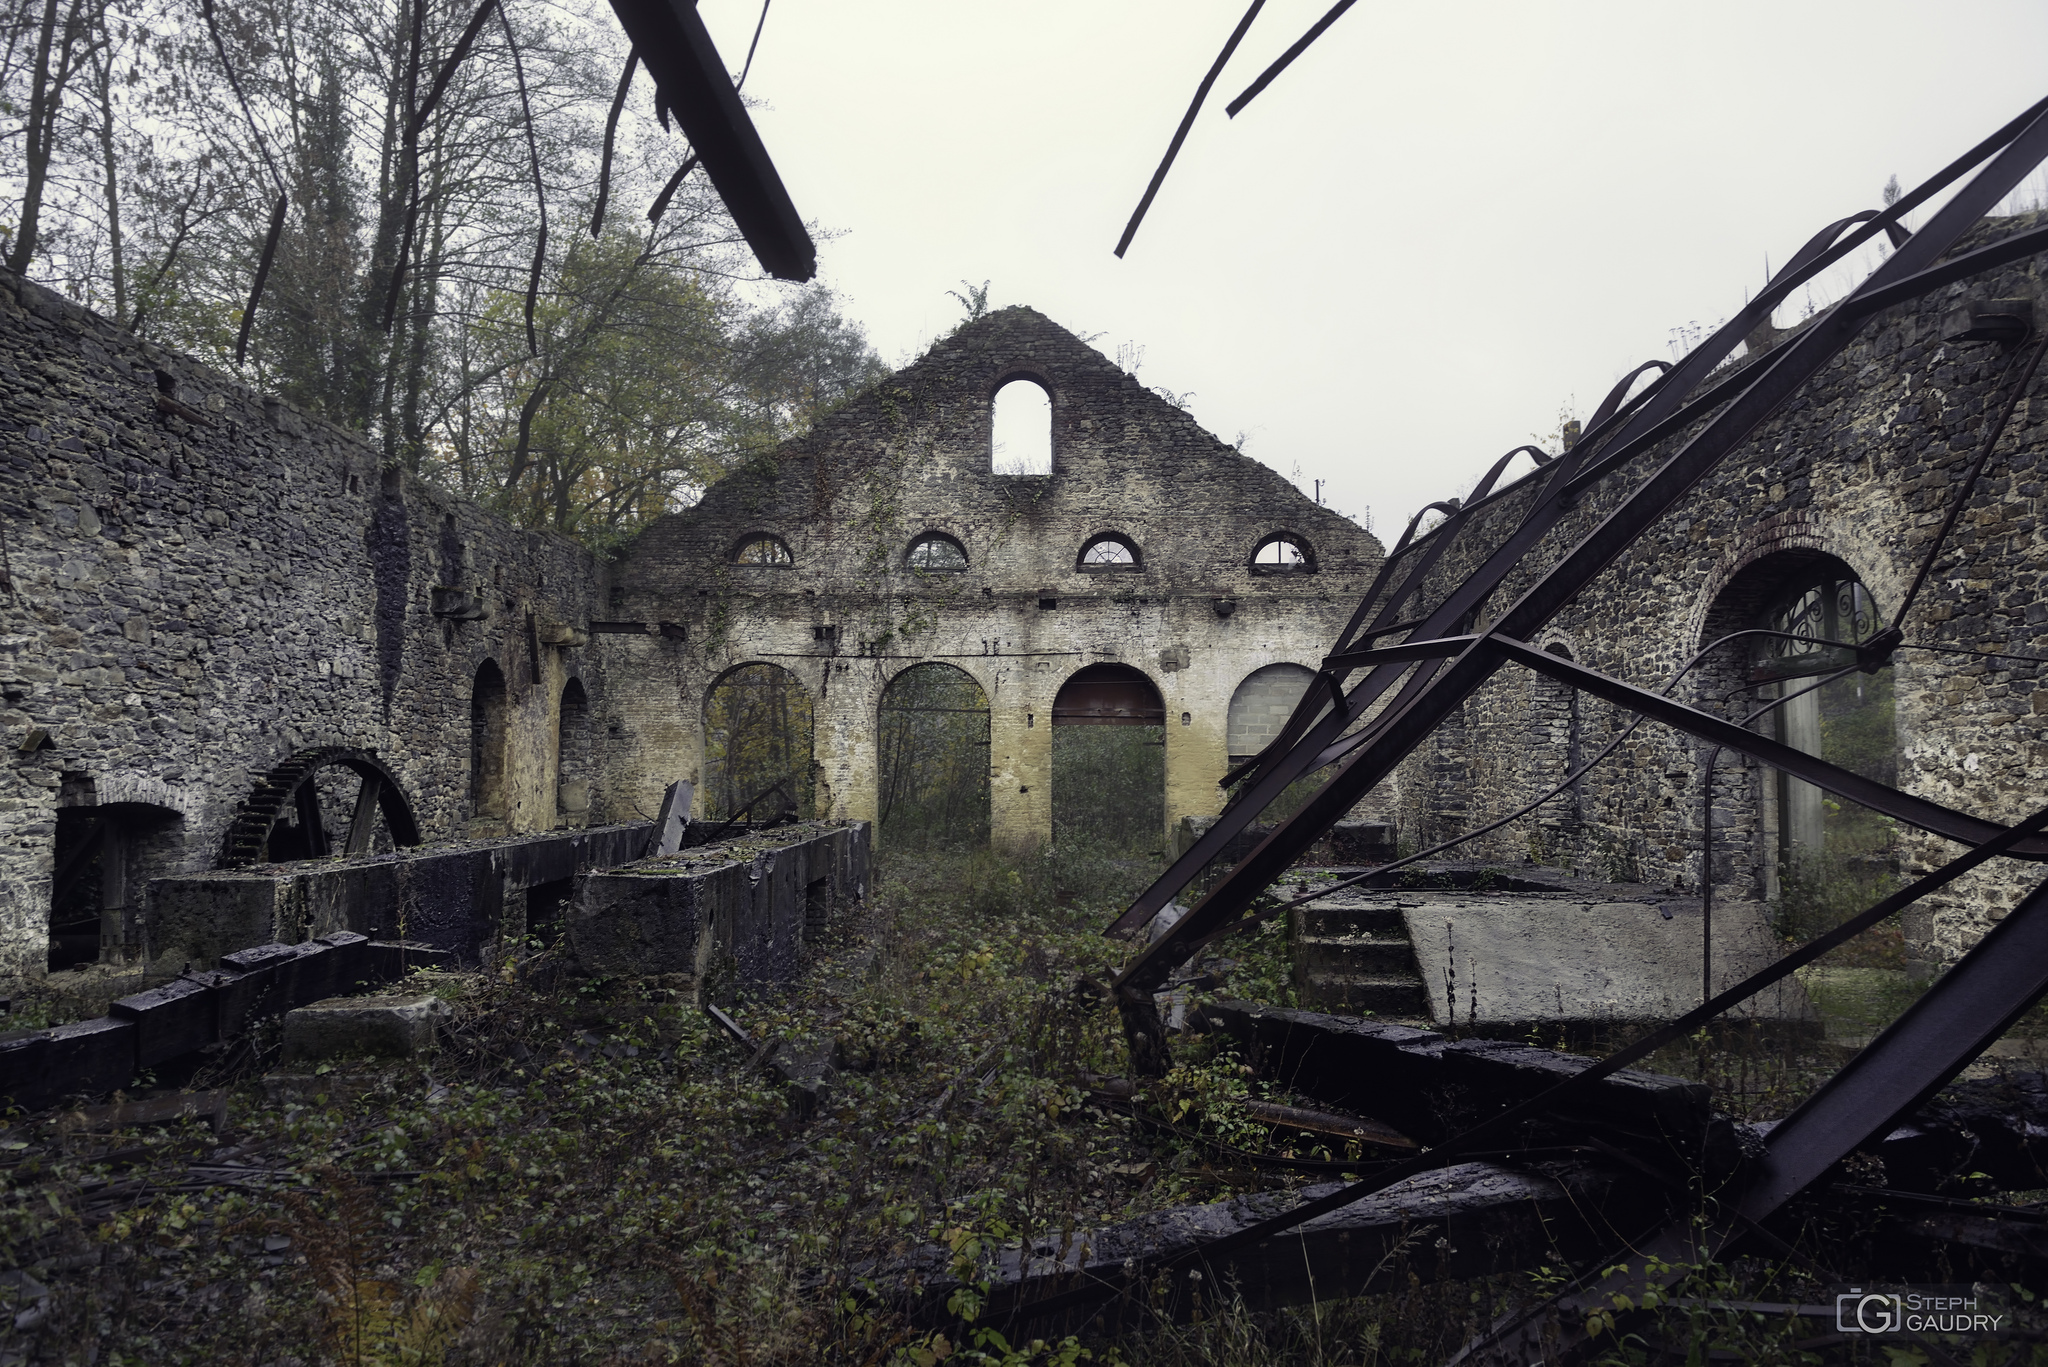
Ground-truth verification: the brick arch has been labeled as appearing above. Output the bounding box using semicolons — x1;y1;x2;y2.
1686;510;1888;657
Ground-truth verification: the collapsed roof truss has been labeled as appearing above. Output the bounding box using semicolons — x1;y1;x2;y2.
1088;93;2048;1361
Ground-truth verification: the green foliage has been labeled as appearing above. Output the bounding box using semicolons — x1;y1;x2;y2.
1052;728;1166;854
880;665;992;849
703;662;816;820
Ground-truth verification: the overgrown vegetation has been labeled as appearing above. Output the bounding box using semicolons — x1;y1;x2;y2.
0;0;888;550
12;835;2048;1364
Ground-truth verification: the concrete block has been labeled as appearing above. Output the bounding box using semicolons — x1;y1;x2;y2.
109;977;217;1068
315;931;373;993
46;1017;136;1099
1192;999;1448;1142
1403;897;1816;1029
0;1030;53;1111
286;941;341;1007
217;942;300;1034
282;994;452;1062
570;858;747;978
1438;1038;1710;1136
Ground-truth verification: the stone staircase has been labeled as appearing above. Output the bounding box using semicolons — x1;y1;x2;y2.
1291;895;1430;1018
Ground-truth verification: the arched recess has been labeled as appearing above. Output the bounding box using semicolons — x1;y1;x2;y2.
878;663;990;847
1226;663;1319;763
556;678;592;827
219;747;422;868
470;660;509;821
50;786;184;969
991;377;1053;475
1698;550;1896;912
1052;664;1165;851
704;663;815;821
1225;663;1330;826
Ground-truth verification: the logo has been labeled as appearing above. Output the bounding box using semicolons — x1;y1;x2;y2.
1831;1286;2009;1338
1836;1289;1900;1334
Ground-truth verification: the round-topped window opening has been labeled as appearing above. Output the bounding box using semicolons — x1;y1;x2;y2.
992;378;1053;476
733;534;793;566
1752;569;1881;681
907;533;968;571
1250;533;1315;574
1078;534;1140;572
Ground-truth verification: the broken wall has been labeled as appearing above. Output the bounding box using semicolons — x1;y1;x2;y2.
606;307;1388;851
0;267;622;984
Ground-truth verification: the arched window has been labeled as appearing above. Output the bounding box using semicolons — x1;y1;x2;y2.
878;663;990;847
1051;665;1166;851
907;533;968;572
704;663;815;821
734;534;793;566
1078;534;1141;572
556;678;591;827
1249;533;1315;574
470;660;509;820
991;377;1053;475
1752;572;1883;681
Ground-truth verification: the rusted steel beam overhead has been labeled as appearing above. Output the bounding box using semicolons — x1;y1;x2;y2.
605;0;816;281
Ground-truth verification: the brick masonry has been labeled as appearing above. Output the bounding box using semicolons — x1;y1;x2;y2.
0;267;618;986
607;308;1388;850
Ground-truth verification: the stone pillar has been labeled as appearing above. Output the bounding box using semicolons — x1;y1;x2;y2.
991;689;1051;852
819;661;881;826
1162;692;1227;848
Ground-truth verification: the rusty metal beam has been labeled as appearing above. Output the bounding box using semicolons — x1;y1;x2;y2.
1106;97;2048;997
604;0;815;281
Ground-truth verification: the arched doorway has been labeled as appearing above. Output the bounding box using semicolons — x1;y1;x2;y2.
1701;552;1897;913
704;663;814;821
50;789;183;970
470;660;509;822
556;678;592;827
878;663;990;848
1052;664;1165;852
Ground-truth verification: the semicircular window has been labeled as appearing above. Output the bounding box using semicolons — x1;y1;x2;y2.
907;533;967;572
1078;534;1140;572
1250;533;1314;574
734;534;793;567
1751;571;1881;682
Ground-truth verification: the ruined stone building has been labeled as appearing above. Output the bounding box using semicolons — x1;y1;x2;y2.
0;282;1376;987
1;207;2044;992
603;307;1384;853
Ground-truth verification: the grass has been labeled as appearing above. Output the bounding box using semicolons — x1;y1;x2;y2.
11;840;2048;1365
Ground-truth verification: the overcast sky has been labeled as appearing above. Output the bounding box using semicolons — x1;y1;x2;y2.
696;1;2048;543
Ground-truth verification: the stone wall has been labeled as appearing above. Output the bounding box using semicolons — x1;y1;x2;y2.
606;308;1387;851
0;267;620;985
1385;212;2048;965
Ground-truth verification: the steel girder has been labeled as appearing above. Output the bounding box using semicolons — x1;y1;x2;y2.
1078;91;2048;1356
604;0;815;281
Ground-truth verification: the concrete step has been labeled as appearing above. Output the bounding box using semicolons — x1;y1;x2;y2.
1299;971;1431;1017
1297;900;1407;937
1295;932;1418;978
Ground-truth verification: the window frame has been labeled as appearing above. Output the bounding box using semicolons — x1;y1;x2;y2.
1248;533;1317;576
732;533;794;568
1076;534;1143;573
906;532;969;573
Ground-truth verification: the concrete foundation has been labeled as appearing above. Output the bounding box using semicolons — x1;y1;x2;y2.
147;823;653;968
567;820;870;1000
